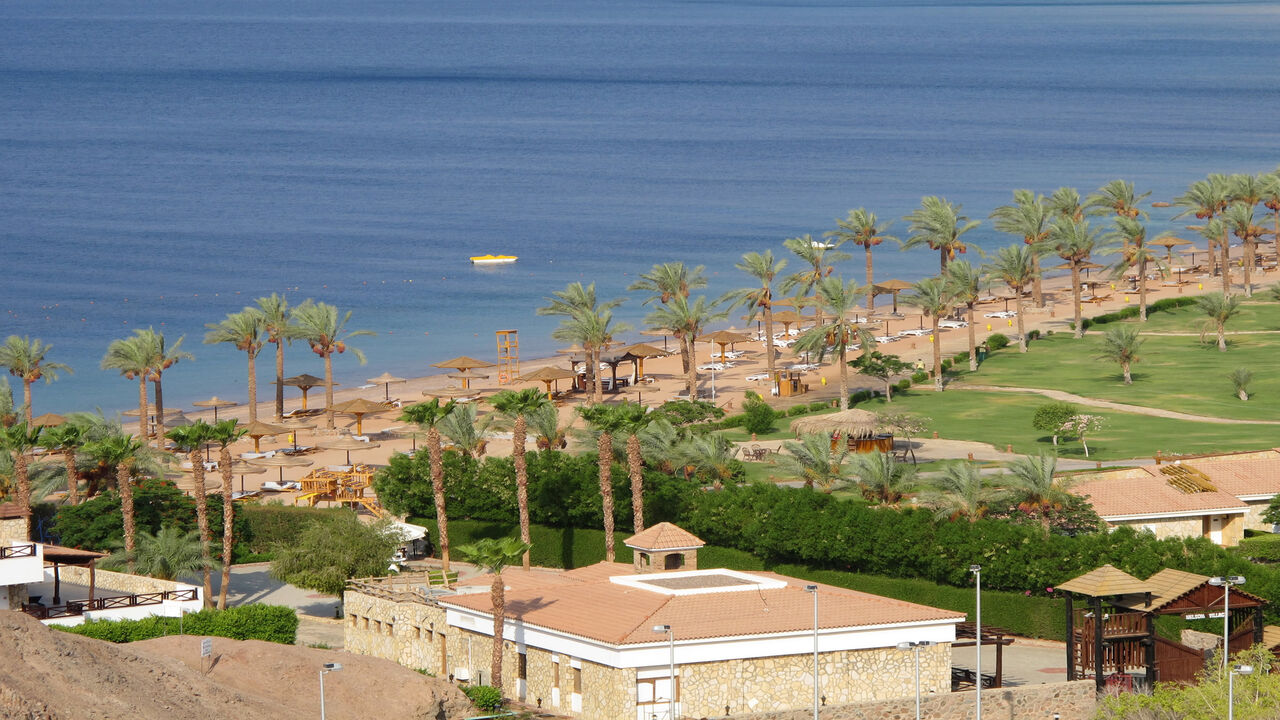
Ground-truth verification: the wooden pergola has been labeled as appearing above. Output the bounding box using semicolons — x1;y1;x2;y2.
42;544;107;606
952;622;1015;689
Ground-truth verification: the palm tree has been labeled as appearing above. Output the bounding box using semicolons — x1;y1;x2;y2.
85;434;146;571
399;400;457;577
1260;170;1280;262
990;190;1051;307
439;403;493;459
1226;173;1265;284
1174;174;1231;293
0;336;71;425
629;262;707;306
610;402;654;532
0;377;16;427
576;404;626;562
917;462;1005;521
1196;292;1242;352
290;302;374;429
538;283;628;404
847;451;915;505
457;536;531;693
101;333;153;439
138;328;192;444
792;277;864;408
983;244;1038;352
1047;187;1084;221
644;295;723;400
166;422;216;607
1105;217;1165;321
904;277;954;391
1045;216;1101;338
669;433;737;488
256;294;299;421
782;234;851;324
204;309;265;423
103;527;209;582
209;419;247;609
638;418;683;473
1084;179;1150;222
1005;452;1076;530
1096;326;1144;385
718;251;788;382
42;423;85;505
490;389;551;569
774;433;848;493
1221;202;1267;297
527;403;568;451
0;423;43;538
943;261;985;371
901;196;980;272
826;209;897;313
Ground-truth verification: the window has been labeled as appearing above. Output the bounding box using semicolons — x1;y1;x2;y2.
363;617;370;630
573;667;582;693
386;622;394;636
664;553;684;570
517;653;527;680
552;660;559;689
350;614;359;627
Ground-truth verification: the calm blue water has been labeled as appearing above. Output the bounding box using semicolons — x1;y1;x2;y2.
4;0;1280;413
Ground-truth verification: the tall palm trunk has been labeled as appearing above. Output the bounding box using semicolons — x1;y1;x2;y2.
1122;361;1132;385
1242;240;1254;298
598;432;615;562
1138;258;1149;321
273;341;285;421
1015;292;1028;353
136;376;149;439
21;381;32;425
931;317;943;391
1220;229;1231;295
118;462;136;572
864;245;875;313
1031;254;1044;307
966;304;977;371
627;434;644;532
15;452;30;539
1070;264;1084;338
1217;321;1227;352
153;378;165;445
246;350;258;424
218;445;235;609
762;305;777;383
836;344;849;410
189;450;213;608
64;449;80;505
940;249;948;272
489;573;505;690
684;335;697;399
428;426;450;577
591;346;604;404
323;353;335;429
513;415;531;570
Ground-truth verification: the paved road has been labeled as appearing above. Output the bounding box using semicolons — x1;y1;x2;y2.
952;639;1069;688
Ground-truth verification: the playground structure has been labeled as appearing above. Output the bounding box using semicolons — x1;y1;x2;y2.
496;329;519;384
294;463;388;518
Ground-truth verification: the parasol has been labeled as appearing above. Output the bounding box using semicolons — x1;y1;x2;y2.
319;436;383;465
789;408;881;440
192;396;239;422
327;397;389;435
278;373;337;411
366;372;408;401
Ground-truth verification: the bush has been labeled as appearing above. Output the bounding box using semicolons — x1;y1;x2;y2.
911;371;929;384
895;379;911;392
940;359;952;371
955;352;969;363
655;400;725;425
1081;295;1200;330
57;604;298;644
809;401;830;412
1237;534;1280;563
742;397;779;435
1027;329;1041;340
463;685;503;711
1032;401;1078;442
719;414;747;429
52;478;239;553
986;333;1010;350
849;390;873;405
787;405;809;417
238;504;347;555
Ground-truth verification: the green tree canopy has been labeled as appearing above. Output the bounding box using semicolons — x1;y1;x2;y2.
269;512;400;596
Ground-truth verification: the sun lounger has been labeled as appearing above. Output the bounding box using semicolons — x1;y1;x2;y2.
239;451;276;460
260;481;300;492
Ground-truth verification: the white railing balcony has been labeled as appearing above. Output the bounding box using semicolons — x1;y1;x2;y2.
0;542;44;586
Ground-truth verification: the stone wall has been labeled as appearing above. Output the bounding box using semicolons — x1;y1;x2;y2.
726;680;1096;720
57;566;190;595
1114;516;1202;542
681;644;948;718
342;590;448;675
0;518;27;543
1243;500;1275;533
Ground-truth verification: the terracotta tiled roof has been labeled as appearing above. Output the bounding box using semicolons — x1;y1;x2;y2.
0;502;28;519
624;522;705;551
1184;451;1280;498
1057;564;1149;597
1070;467;1246;518
441;568;962;645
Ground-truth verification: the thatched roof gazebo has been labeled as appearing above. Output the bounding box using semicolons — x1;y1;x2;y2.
789;409;879;440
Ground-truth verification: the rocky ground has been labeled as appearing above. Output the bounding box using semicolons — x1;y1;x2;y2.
0;611;473;720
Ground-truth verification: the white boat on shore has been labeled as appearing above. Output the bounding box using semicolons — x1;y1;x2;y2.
470;254;518;265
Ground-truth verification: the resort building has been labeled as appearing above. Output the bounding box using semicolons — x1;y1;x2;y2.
1070;450;1280;546
344;523;964;719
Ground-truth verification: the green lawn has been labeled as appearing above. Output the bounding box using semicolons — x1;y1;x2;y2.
851;390;1280;461
1128;296;1280;333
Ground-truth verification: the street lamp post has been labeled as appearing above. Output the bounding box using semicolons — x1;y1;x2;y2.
896;641;935;720
652;625;675;720
1229;664;1253;720
319;662;342;720
970;564;982;720
805;585;819;720
1208;575;1246;670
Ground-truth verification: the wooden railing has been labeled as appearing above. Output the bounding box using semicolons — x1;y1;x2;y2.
1074;610;1147;638
0;543;36;560
21;588;198;620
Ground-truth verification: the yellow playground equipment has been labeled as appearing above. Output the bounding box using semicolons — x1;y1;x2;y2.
294;463;388;518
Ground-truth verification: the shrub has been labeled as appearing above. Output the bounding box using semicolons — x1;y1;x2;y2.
1027;329;1041;340
463;685;503;711
1237;534;1280;563
986;333;1010;350
895;379;911;392
238;504;346;555
954;352;969;363
849;390;873;405
719;414;747;429
940;359;952;371
809;401;830;412
911;371;929;384
57;604;298;644
742;397;778;435
52;479;238;553
1032;401;1078;444
787;405;809;417
656;399;725;425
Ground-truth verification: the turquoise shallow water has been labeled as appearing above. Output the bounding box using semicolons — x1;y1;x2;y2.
3;0;1280;413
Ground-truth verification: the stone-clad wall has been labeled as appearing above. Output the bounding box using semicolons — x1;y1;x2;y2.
343;591;448;674
727;680;1095;720
681;644;948;718
0;518;27;543
1113;516;1202;542
59;566;187;595
582;658;632;720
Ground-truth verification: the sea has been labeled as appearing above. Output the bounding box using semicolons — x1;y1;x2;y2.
4;0;1280;415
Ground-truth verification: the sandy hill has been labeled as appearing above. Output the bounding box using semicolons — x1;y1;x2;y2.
0;611;471;720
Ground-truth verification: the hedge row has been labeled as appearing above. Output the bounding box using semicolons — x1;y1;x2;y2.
238;503;352;555
56;604;298;644
1237;534;1280;563
1081;295;1200;329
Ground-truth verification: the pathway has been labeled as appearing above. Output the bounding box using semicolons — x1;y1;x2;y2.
953;383;1280;425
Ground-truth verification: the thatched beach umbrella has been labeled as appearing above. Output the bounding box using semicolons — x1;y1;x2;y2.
555;344;586;355
516;365;578;398
246;454;313;485
242;419;291;453
696;329;754;362
1150;235;1192;265
448;368;490;390
227;461;266;493
192;396;238;422
432;356;496;371
319;436;383;465
618;342;670;381
422;386;481;400
871;279;913;313
394;426;429;452
366;372;407;401
768;310;815;336
789;409;880;440
30;412;66;427
276;417;316;451
328;397;389;435
279;373;337;411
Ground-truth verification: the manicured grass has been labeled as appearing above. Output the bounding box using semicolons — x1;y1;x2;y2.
953;330;1280;421
1122;297;1280;333
852;390;1279;461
